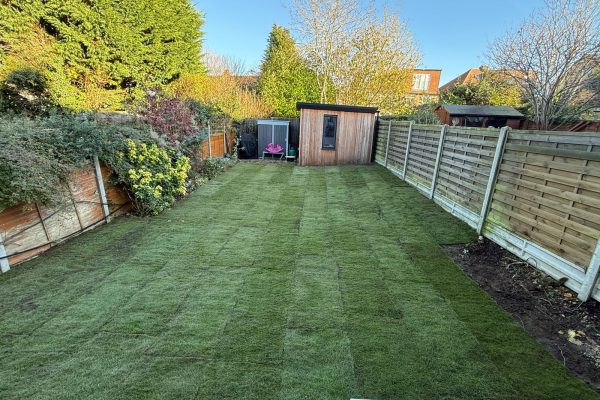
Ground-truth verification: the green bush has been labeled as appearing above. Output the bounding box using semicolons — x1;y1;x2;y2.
0;114;157;211
0;111;236;215
0;118;72;207
196;157;235;180
112;140;191;215
0;68;55;116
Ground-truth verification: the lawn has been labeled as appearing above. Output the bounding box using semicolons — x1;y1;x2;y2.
0;163;597;400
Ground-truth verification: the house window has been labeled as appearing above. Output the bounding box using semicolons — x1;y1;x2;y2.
322;115;337;150
412;74;430;91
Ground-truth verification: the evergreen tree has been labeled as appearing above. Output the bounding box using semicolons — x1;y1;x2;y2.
0;0;204;111
257;25;319;117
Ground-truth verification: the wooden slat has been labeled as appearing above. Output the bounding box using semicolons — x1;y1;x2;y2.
493;184;600;224
505;143;600;161
510;132;600;145
494;197;599;244
439;158;491;180
443;143;495;158
502;152;600;176
497;173;600;209
444;135;499;148
437;170;488;195
441;151;493;166
447;127;501;137
500;163;600;194
490;202;594;256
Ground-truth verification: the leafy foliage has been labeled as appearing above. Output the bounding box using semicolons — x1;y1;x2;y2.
170;71;272;120
196;158;235;180
0;67;55;115
0;118;72;206
441;68;524;109
257;25;319;117
0;1;204;112
138;91;203;148
408;105;441;124
112;140;190;215
0;114;154;207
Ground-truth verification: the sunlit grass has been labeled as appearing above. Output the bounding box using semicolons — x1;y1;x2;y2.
0;163;596;399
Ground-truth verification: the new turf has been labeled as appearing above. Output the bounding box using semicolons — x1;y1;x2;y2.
0;163;597;399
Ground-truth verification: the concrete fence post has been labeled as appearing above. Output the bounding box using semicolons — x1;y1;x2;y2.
477;126;509;235
0;235;9;273
402;121;414;179
579;239;600;301
384;120;392;167
430;125;447;199
93;155;111;223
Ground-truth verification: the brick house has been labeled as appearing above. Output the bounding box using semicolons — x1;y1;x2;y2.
440;67;532;93
439;68;483;92
409;69;442;104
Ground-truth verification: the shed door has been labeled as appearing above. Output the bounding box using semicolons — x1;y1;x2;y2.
258;124;288;155
258;124;272;155
273;125;288;154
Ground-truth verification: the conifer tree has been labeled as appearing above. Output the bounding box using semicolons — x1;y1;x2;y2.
257;25;319;117
0;0;204;111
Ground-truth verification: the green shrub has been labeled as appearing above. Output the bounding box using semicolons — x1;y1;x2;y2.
0;112;236;215
0;68;55;116
0;118;72;206
112;140;191;215
196;157;236;180
0;114;155;209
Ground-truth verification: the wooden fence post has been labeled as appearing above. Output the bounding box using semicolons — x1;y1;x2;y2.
208;123;212;159
384;120;392;167
0;235;9;273
223;123;227;156
579;239;600;301
93;155;111;223
477;126;509;235
402;121;414;179
430;125;447;199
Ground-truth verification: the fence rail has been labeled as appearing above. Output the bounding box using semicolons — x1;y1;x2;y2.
374;120;600;302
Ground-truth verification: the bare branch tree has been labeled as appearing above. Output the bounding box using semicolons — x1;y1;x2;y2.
338;9;420;113
487;0;600;129
290;0;420;111
290;0;368;103
203;51;248;76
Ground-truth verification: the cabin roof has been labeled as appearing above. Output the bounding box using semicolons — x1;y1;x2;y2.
437;104;524;118
296;102;379;114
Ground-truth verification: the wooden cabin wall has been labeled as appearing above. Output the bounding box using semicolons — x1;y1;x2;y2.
298;109;376;166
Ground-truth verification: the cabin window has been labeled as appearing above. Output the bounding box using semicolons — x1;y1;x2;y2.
322;115;337;150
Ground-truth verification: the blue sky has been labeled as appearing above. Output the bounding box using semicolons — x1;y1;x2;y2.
197;0;545;85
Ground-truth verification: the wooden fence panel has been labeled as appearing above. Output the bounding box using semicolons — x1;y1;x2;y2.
435;127;499;214
489;131;600;269
199;131;236;159
0;162;130;268
387;121;410;170
374;121;388;163
375;121;410;170
374;120;600;301
404;124;440;188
